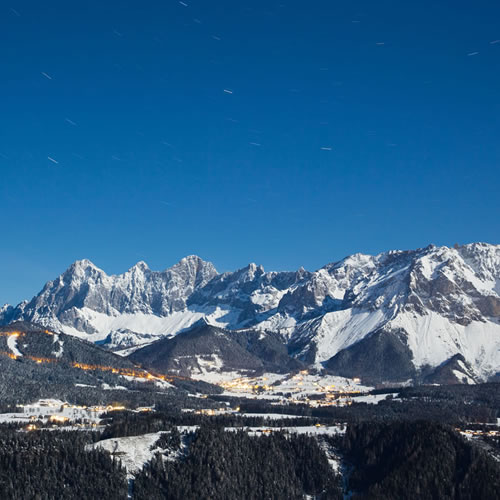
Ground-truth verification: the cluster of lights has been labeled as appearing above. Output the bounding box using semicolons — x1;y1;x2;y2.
0;329;53;338
219;377;272;393
71;362;158;380
21;402;129;431
0;331;22;337
0;350;57;364
218;370;363;408
1;351;18;360
459;428;500;437
195;407;235;416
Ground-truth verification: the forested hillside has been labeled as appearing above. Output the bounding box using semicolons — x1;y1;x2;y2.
133;425;342;499
340;421;500;500
0;429;127;499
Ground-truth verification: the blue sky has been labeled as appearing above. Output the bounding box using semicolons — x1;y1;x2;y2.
1;0;499;305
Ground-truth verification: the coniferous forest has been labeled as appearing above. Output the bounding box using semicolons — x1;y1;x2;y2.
0;413;499;498
133;426;343;500
0;429;127;499
0;383;498;498
339;421;500;500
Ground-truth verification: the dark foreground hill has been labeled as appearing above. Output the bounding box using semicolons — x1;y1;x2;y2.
0;322;217;408
129;320;304;377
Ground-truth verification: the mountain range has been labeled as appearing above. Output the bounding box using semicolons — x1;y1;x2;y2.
1;243;500;384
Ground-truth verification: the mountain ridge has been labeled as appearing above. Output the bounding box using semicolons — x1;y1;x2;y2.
2;242;499;383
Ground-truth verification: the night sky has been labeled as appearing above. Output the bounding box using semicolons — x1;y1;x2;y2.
1;1;499;305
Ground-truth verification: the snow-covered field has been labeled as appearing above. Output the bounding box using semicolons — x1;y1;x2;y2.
90;427;197;478
350;393;399;405
89;433;167;478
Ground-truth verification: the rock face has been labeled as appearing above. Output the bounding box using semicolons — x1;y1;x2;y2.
2;243;500;383
4;256;218;336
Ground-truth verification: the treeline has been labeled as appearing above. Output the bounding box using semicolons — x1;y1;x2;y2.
337;421;500;500
133;425;342;500
398;383;500;411
0;429;127;499
239;398;491;424
237;383;500;424
101;409;324;439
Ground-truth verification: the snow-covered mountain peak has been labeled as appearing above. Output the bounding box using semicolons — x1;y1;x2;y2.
457;242;500;284
71;258;97;268
65;259;104;278
3;243;500;382
330;252;375;270
5;256;219;335
402;243;500;325
128;261;150;273
240;263;265;281
167;255;218;286
169;254;215;270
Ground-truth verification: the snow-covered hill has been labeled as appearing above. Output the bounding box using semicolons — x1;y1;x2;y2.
2;243;500;383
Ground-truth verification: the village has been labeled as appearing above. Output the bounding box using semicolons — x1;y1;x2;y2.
213;369;379;408
0;399;154;431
